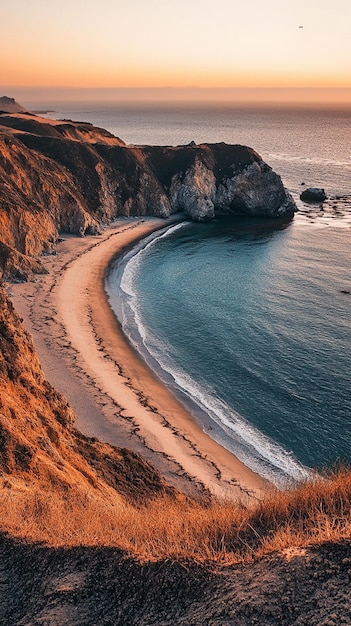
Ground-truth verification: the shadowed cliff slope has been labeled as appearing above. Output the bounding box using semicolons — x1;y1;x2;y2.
1;535;351;626
0;112;295;280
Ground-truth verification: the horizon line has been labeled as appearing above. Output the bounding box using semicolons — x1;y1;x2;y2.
2;86;351;91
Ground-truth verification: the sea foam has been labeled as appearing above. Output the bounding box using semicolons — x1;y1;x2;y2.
112;224;312;487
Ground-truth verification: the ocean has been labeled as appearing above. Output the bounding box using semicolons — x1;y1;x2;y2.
45;102;351;485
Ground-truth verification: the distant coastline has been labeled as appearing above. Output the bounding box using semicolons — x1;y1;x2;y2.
4;86;351;109
31;109;55;114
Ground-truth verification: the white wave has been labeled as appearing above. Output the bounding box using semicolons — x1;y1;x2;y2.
124;301;310;485
268;152;351;169
120;221;188;297
141;343;310;484
117;224;311;486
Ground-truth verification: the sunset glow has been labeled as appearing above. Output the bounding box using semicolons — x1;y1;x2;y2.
1;0;351;102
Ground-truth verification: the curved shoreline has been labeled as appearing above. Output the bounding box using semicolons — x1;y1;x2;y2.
9;217;268;501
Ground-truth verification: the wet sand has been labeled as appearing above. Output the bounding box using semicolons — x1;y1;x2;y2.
9;216;268;501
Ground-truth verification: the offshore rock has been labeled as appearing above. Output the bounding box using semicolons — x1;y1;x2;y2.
300;187;327;202
0;113;296;279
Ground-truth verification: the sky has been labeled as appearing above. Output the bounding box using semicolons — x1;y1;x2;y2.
1;0;351;102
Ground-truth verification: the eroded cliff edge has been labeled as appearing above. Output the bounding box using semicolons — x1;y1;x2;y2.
0;112;295;280
0;282;174;503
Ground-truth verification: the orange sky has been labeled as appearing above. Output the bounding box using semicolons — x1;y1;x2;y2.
1;0;351;98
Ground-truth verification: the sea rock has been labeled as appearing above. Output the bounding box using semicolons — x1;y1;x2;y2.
300;187;327;202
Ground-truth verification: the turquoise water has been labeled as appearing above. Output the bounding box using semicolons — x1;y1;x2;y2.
108;217;350;485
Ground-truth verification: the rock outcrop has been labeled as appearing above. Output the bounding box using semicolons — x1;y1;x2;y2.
170;156;216;220
0;282;173;502
300;187;327;202
0;96;26;114
143;142;296;221
0;112;296;279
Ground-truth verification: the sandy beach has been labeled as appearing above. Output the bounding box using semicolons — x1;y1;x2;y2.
9;216;267;501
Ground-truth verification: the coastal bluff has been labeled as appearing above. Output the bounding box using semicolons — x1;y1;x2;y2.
1;105;351;625
0;96;26;114
0;109;295;280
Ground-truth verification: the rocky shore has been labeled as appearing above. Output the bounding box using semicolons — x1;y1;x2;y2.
0;111;295;281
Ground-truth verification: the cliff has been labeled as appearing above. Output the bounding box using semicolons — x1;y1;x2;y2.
0;282;173;503
0;96;26;114
0;112;295;280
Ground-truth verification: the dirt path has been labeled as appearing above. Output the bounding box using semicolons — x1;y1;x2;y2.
1;534;351;625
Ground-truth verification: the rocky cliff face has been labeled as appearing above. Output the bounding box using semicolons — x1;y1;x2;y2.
165;143;294;220
0;283;173;502
0;96;26;114
0;112;296;279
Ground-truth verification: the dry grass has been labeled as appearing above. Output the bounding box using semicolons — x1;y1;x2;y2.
1;467;351;564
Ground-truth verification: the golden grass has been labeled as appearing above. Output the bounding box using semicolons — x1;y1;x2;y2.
1;467;351;564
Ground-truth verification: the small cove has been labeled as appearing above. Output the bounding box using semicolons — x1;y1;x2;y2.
107;216;350;485
42;100;350;485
